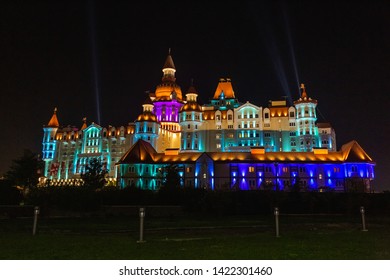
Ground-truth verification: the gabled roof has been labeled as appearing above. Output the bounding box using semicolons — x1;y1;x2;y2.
118;140;373;165
118;139;157;164
340;140;373;162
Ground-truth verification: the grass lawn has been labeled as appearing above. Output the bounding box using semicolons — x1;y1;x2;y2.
0;214;389;259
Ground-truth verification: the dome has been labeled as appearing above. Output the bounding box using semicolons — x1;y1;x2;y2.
136;111;157;122
155;82;183;101
180;101;202;112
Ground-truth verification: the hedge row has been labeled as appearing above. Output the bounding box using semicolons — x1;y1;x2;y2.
22;186;390;216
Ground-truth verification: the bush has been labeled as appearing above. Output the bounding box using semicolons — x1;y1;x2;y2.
0;180;23;205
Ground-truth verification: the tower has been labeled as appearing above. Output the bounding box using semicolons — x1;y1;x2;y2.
179;83;204;151
42;108;60;178
294;84;318;151
152;50;183;132
135;97;160;149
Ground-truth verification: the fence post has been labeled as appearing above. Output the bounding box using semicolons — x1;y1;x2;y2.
32;206;40;236
360;206;368;232
137;207;146;243
274;207;280;237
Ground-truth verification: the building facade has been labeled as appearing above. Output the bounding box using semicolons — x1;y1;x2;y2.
41;52;375;191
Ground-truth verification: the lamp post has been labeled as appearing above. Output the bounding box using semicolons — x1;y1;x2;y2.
360;206;368;232
274;207;280;237
137;207;146;243
32;206;40;236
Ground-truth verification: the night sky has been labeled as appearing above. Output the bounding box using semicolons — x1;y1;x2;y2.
1;1;389;191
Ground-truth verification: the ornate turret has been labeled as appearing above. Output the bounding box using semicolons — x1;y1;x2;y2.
42;108;60;177
294;83;319;151
180;81;202;112
179;81;203;152
135;96;160;149
294;83;317;104
154;49;183;101
137;97;157;122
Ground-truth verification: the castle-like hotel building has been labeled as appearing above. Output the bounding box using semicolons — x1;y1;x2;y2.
41;53;375;191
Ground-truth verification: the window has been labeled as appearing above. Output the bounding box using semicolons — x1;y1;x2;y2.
264;132;271;137
216;125;222;129
195;125;198;129
228;114;233;120
249;166;255;172
128;166;135;173
216;115;221;121
282;167;288;173
188;124;191;129
216;143;221;149
255;114;259;118
290;111;295;118
228;125;233;129
264;113;269;118
238;115;241;119
186;167;192;173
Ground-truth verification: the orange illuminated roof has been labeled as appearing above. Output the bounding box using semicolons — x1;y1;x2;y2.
47;108;59;127
213;78;235;99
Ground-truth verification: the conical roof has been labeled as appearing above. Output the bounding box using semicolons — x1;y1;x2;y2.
80;117;87;130
47;108;59;127
163;51;175;69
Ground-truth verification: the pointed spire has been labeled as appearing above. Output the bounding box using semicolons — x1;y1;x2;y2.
187;78;197;94
81;117;87;130
47;107;59;127
163;48;176;69
300;83;307;99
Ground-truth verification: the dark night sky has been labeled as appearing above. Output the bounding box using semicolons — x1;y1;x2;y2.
1;1;389;191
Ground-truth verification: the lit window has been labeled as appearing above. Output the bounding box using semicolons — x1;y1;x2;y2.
249;166;255;172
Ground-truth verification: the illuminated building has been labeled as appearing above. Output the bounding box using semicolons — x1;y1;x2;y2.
42;52;375;191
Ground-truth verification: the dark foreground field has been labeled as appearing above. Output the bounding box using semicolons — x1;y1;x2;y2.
0;214;389;259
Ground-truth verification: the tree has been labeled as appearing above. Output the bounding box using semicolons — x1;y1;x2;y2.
162;164;182;189
5;149;43;190
290;176;302;192
81;158;108;189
